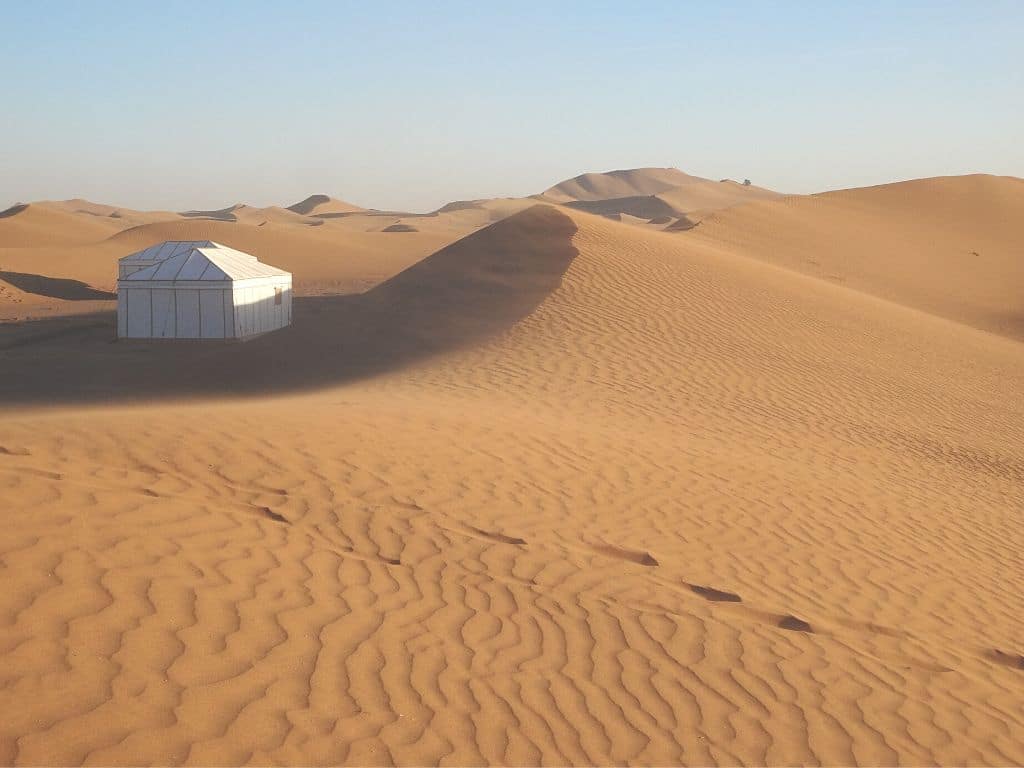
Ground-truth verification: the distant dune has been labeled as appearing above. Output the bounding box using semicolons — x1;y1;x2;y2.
541;166;701;202
0;202;126;247
562;194;681;221
0;203;29;219
540;168;781;226
180;203;245;222
1;172;1023;765
0;202;471;318
286;193;364;216
656;177;779;212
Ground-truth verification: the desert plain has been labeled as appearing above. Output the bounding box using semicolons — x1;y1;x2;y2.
0;168;1022;765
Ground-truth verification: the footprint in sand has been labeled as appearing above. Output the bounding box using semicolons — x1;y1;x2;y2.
688;583;743;603
14;466;62;480
985;649;1024;670
466;525;527;546
589;542;659;567
258;506;290;524
680;582;811;633
391;497;424;512
777;614;814;633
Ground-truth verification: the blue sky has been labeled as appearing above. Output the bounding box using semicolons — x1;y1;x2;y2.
2;1;1021;212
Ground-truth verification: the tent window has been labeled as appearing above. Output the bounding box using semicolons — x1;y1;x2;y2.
274;287;282;305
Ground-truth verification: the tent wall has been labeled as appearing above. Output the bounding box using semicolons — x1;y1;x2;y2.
152;289;175;338
117;289;128;337
200;290;226;338
119;286;234;339
117;277;291;340
232;278;292;338
125;289;152;338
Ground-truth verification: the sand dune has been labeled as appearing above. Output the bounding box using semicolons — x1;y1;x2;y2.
0;202;126;247
287;194;365;216
1;175;1023;765
562;193;681;221
0;188;550;321
655;178;779;214
543;169;781;228
541;166;702;202
179;204;326;227
684;174;1024;339
0;213;477;320
0;206;579;403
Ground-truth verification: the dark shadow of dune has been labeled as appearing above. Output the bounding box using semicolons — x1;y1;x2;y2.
0;271;116;301
287;194;332;215
314;209;423;220
665;216;699;231
0;205;578;407
310;211;361;220
0;203;29;219
564;195;679;221
179;205;240;222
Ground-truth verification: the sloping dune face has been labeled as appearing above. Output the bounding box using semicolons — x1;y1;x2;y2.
655;178;780;213
544;168;781;225
542;167;700;202
2;191;1024;766
687;174;1024;339
287;194;365;216
0;203;126;247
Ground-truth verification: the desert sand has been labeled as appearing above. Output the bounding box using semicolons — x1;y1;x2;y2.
1;169;1023;765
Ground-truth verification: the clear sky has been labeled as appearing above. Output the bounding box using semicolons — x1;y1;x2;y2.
2;1;1022;212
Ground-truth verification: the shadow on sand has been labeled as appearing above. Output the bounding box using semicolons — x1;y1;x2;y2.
0;271;116;301
0;206;578;407
0;204;30;219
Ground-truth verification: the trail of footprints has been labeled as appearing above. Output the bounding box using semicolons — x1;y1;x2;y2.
6;443;1022;675
458;526;1020;671
2;443;1022;765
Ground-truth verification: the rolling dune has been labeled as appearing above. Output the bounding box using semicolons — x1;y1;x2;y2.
684;174;1024;339
541;167;702;202
543;169;781;229
0;203;126;247
1;177;1023;765
0;213;476;320
287;194;366;217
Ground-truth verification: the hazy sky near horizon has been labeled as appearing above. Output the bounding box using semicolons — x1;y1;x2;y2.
2;1;1022;212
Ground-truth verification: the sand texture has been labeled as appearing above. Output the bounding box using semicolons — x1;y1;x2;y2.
1;173;1023;765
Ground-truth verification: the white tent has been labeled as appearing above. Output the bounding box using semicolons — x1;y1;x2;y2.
117;241;292;340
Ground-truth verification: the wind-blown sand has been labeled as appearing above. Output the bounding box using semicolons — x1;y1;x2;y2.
1;173;1023;765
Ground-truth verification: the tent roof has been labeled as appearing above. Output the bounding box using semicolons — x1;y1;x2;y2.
120;241;289;282
120;240;237;263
